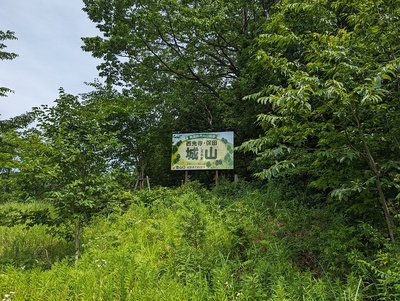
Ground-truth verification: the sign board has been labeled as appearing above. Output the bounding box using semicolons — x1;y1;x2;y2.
171;132;234;170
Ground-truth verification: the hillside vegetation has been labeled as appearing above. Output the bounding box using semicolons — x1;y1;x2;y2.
2;1;400;299
1;180;399;300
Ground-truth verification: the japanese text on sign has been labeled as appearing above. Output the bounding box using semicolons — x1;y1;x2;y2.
171;132;234;170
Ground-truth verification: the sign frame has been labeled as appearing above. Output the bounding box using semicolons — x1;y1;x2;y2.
171;131;234;171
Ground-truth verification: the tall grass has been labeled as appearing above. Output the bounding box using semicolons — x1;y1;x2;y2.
0;182;398;300
0;201;72;271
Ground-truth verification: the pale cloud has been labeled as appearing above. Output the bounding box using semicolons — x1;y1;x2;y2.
0;0;102;119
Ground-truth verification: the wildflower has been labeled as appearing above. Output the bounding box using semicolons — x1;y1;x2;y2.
2;291;16;301
95;259;107;268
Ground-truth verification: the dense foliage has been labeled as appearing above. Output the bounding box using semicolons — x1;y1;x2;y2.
1;0;400;299
80;0;271;180
1;183;399;300
239;0;400;242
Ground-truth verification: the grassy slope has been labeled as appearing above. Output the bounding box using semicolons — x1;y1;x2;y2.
0;181;399;300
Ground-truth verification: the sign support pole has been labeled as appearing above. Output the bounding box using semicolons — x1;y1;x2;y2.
215;170;219;187
185;170;189;183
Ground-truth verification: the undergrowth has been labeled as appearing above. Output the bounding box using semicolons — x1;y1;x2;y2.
0;180;399;300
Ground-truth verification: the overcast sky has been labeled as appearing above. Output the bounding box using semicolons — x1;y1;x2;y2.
0;0;102;120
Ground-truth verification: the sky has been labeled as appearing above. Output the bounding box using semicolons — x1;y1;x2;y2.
0;0;102;120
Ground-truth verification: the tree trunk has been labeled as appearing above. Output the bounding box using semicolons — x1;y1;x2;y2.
374;177;396;243
74;218;82;264
356;117;395;243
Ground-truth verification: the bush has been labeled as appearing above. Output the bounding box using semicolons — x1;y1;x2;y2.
0;185;398;300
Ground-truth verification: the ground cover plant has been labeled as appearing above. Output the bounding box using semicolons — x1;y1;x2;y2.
1;181;399;300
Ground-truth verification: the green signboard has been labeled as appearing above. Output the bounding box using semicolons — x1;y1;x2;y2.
171;132;234;170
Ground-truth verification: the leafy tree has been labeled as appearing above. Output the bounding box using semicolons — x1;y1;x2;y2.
0;113;36;202
240;0;400;242
0;29;34;195
0;129;20;201
80;82;176;187
33;89;121;261
0;30;18;98
81;0;275;180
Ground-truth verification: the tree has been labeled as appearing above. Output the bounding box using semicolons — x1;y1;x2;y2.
33;89;121;262
240;0;400;242
0;129;20;201
80;82;166;187
0;30;18;98
0;27;35;198
81;0;275;181
0;112;36;202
